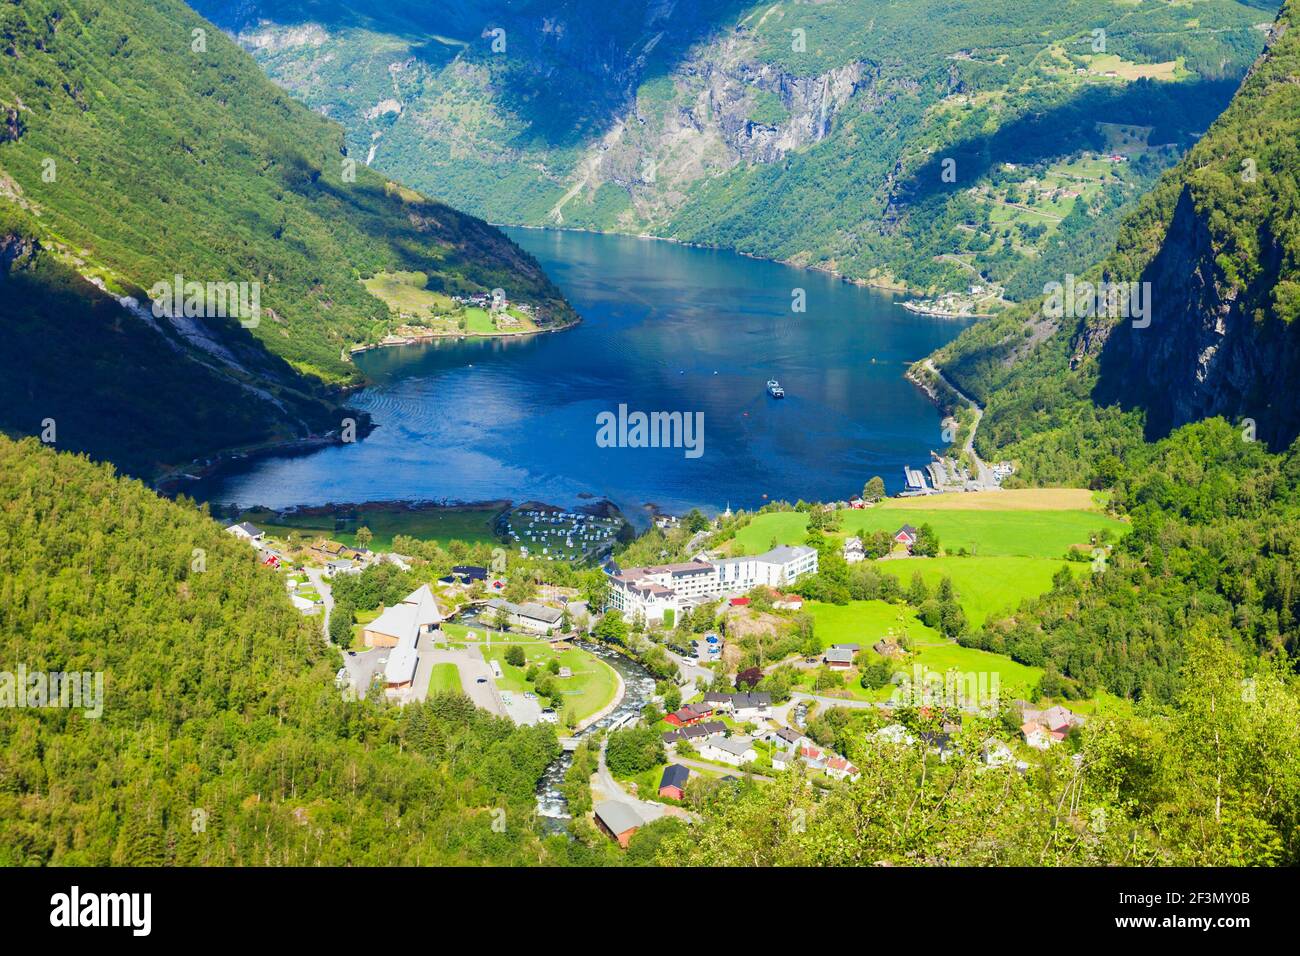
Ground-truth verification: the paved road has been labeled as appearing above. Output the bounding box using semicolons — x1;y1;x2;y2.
591;738;667;823
672;756;775;783
922;358;999;488
790;691;891;711
667;650;713;691
427;645;507;716
303;565;334;640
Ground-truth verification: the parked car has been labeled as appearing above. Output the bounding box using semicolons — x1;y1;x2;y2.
476;677;488;684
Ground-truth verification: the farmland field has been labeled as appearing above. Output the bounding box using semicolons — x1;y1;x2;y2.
727;498;1126;559
878;556;1087;626
804;600;940;649
798;600;1045;702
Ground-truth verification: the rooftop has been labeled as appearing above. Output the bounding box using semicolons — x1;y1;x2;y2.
594;800;645;835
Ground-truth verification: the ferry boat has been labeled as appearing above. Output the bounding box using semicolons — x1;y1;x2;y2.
766;379;785;398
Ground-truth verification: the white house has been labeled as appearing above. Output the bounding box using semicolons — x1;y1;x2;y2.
226;522;264;544
484;599;564;634
843;536;865;564
698;735;758;767
729;692;772;722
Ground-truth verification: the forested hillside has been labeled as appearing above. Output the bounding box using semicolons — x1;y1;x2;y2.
0;436;573;865
0;204;348;478
0;0;575;388
929;0;1300;476
900;2;1300;729
199;0;1277;297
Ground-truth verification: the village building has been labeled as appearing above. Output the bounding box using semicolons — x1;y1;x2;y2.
593;800;646;848
728;692;772;721
894;524;919;549
762;727;806;751
658;764;690;801
842;536;865;564
824;647;856;669
772;592;804;610
324;558;358;578
698;735;758;767
824;755;861;781
225;521;264;544
363;584;443;648
662;721;727;746
1019;704;1085;749
606;546;818;624
484;598;565;634
664;702;714;727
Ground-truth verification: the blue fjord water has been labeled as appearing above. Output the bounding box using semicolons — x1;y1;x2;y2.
197;228;971;522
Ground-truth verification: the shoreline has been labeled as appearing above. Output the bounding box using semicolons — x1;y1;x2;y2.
346;314;581;356
152;429;367;497
899;301;997;319
503;222;915;296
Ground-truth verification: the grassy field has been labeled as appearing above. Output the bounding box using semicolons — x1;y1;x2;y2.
878;556;1086;626
237;504;504;550
879;489;1105;511
428;662;461;695
805;600;940;649
797;599;1044;702
728;497;1125;559
480;638;619;725
362;270;457;317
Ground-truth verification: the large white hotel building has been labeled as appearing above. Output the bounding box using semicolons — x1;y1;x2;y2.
606;545;819;623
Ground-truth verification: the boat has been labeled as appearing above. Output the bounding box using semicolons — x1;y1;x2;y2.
766;379;785;398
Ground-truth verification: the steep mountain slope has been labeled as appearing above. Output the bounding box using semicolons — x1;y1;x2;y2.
0;205;343;479
928;0;1300;475
0;0;575;392
199;0;1277;297
0;435;571;866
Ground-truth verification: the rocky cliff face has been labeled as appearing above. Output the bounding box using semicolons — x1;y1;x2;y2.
576;31;875;228
1090;187;1300;447
1085;10;1300;450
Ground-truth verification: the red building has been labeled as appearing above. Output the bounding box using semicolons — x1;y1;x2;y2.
658;764;690;800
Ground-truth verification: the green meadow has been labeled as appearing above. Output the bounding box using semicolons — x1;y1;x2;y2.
728;505;1125;559
428;662;462;695
804;600;939;649
481;638;619;725
799;600;1045;702
878;556;1087;626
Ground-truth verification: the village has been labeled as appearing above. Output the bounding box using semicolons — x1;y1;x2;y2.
223;477;1111;850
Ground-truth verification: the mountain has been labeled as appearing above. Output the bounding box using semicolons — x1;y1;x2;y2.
0;205;345;479
0;434;579;866
0;0;575;476
196;0;1277;298
926;0;1300;479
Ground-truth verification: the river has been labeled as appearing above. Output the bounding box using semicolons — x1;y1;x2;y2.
535;639;659;831
194;228;972;520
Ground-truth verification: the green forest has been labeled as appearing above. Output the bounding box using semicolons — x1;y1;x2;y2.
0;436;576;865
